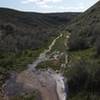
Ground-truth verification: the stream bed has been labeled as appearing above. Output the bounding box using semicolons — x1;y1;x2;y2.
3;34;67;100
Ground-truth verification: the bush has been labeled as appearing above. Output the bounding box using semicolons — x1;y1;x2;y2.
66;60;100;97
68;33;89;51
95;37;100;55
0;23;15;36
66;60;88;95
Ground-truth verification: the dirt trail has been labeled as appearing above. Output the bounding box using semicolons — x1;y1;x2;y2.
29;33;63;69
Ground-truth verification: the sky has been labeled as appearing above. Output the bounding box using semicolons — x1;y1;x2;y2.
0;0;99;12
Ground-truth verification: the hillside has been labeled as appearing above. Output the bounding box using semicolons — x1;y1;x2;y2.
45;12;80;25
67;1;100;51
0;8;79;52
65;1;100;100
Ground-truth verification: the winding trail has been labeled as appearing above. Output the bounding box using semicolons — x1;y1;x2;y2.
3;33;67;100
29;33;63;69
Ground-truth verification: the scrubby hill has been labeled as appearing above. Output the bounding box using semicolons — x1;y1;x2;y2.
67;1;100;51
45;12;80;25
65;1;100;100
0;8;79;52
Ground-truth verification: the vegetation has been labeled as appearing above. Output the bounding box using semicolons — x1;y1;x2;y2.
65;1;100;100
10;90;41;100
51;32;67;52
67;1;100;52
66;59;100;100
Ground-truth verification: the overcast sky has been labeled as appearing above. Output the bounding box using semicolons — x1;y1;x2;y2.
0;0;99;12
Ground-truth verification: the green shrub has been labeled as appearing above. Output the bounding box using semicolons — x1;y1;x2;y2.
66;60;100;98
66;60;88;95
68;33;89;51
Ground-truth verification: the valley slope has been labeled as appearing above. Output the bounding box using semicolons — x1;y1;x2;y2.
65;1;100;100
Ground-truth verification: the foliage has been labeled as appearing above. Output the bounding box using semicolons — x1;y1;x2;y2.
67;1;100;51
66;59;100;98
10;90;41;100
95;37;100;55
